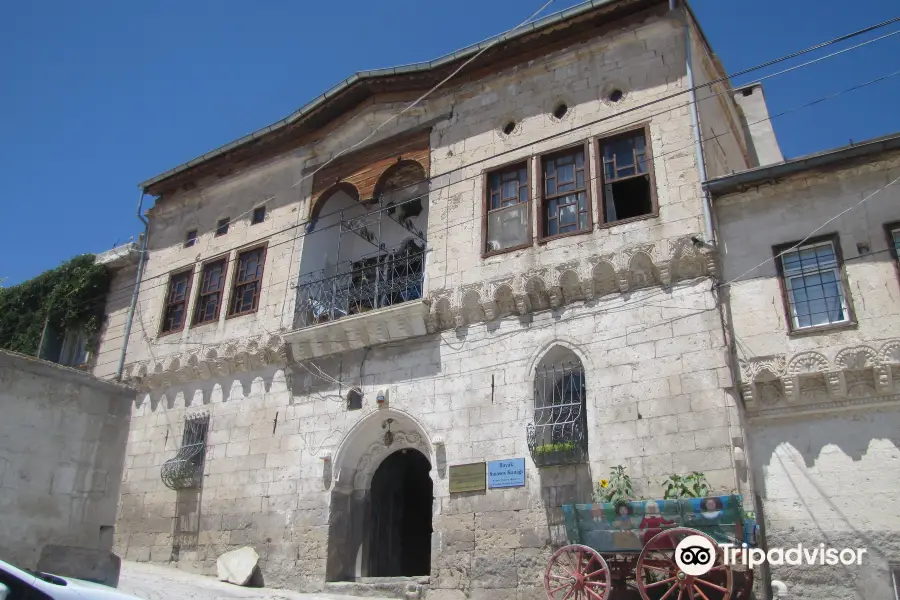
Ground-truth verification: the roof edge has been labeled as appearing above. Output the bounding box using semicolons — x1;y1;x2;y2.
138;0;636;191
704;131;900;196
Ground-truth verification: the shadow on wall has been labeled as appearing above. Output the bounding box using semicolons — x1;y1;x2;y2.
139;366;289;411
538;464;594;546
750;407;900;596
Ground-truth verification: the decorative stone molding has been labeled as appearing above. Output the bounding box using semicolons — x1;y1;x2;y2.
121;334;289;391
428;234;717;329
737;340;900;418
352;430;429;490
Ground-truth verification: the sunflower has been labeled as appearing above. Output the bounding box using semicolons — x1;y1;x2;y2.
599;479;609;488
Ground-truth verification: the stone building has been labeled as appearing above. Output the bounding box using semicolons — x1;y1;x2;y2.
111;0;780;597
709;132;900;599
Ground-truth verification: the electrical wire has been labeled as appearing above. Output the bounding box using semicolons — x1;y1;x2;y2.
75;21;900;311
82;61;900;347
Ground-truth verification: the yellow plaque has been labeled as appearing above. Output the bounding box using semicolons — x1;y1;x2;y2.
449;462;486;493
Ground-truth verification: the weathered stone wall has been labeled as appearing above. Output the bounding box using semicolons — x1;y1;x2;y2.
91;262;137;381
0;350;132;569
114;7;756;597
714;151;900;598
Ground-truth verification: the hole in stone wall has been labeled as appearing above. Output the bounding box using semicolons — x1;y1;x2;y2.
742;87;754;97
347;388;363;410
502;121;516;135
553;103;568;119
608;89;624;103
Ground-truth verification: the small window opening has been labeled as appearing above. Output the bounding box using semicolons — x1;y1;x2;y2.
184;229;198;248
608;89;624;103
347;388;363;410
601;131;653;223
215;218;230;237
553;103;568;119
502;121;516;135
251;206;266;225
741;88;754;97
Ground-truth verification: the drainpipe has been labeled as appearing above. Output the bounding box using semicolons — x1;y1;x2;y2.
116;190;150;381
683;4;716;245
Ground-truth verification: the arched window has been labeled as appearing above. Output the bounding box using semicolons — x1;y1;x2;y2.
527;346;588;467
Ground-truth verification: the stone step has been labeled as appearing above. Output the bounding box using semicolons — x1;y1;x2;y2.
325;577;429;599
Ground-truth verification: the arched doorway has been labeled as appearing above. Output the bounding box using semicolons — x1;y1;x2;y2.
367;448;433;577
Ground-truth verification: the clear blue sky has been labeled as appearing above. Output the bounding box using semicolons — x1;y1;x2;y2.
1;0;898;285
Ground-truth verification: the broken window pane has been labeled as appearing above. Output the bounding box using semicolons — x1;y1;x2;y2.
601;131;654;224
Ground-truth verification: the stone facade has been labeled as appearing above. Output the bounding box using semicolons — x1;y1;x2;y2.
712;144;900;598
0;349;133;572
112;2;762;597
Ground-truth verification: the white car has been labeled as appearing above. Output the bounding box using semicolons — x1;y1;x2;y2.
0;558;142;600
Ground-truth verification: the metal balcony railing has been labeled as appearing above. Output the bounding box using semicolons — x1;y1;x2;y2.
527;362;588;467
294;249;426;329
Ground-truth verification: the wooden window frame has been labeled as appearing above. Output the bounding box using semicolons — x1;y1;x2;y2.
215;217;230;237
885;221;900;284
191;255;229;327
184;229;198;248
595;124;659;228
158;268;194;337
481;159;532;258
537;140;593;244
251;206;266;225
773;233;857;335
227;243;268;319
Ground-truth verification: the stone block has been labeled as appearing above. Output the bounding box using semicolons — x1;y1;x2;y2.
216;546;259;586
471;550;518;588
37;545;121;587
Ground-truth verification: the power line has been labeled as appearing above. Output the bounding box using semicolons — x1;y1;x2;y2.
76;58;900;330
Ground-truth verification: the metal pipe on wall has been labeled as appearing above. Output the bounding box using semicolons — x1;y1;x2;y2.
116;190;150;381
683;5;716;244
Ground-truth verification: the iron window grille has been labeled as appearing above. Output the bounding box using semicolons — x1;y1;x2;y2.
484;163;530;255
160;270;193;335
778;240;850;330
527;361;588;467
294;243;425;329
193;258;227;325
600;129;655;224
228;246;266;317
541;145;591;239
161;415;209;490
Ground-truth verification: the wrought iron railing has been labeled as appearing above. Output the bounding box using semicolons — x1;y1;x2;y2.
527;362;588;467
294;249;425;329
161;417;208;490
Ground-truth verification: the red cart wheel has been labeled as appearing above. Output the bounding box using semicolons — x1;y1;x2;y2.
544;544;611;600
636;528;732;600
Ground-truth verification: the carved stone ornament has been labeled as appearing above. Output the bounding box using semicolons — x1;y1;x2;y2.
353;430;429;490
427;234;718;330
122;334;289;391
738;340;900;418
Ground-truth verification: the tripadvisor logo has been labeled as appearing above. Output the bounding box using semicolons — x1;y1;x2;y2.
675;536;868;574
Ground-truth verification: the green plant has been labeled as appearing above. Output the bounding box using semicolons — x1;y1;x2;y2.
661;472;711;499
0;254;111;356
594;465;635;505
533;441;576;455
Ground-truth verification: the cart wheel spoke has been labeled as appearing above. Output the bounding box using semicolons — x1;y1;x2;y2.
584;581;608;588
645;576;679;589
585;568;607;579
549;574;571;582
561;586;577;600
691;583;710;600
659;584;680;600
585;587;605;600
695;578;729;593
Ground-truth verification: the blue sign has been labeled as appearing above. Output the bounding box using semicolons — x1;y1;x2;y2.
487;458;526;489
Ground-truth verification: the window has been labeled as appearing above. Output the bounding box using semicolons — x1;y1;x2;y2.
599;128;656;224
215;217;230;237
891;563;900;600
59;329;88;367
160;270;193;335
528;345;587;467
775;237;851;331
228;246;266;317
251;206;266;225
192;258;227;325
184;229;198;248
540;144;591;239
887;222;900;265
483;162;530;255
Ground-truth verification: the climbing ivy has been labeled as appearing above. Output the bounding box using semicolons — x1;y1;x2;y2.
0;254;112;356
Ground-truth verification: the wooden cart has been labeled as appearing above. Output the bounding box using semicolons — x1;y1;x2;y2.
545;495;756;600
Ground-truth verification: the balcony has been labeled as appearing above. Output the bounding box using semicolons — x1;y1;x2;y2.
286;248;430;360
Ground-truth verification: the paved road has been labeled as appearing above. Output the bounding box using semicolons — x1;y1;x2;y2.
119;561;363;600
